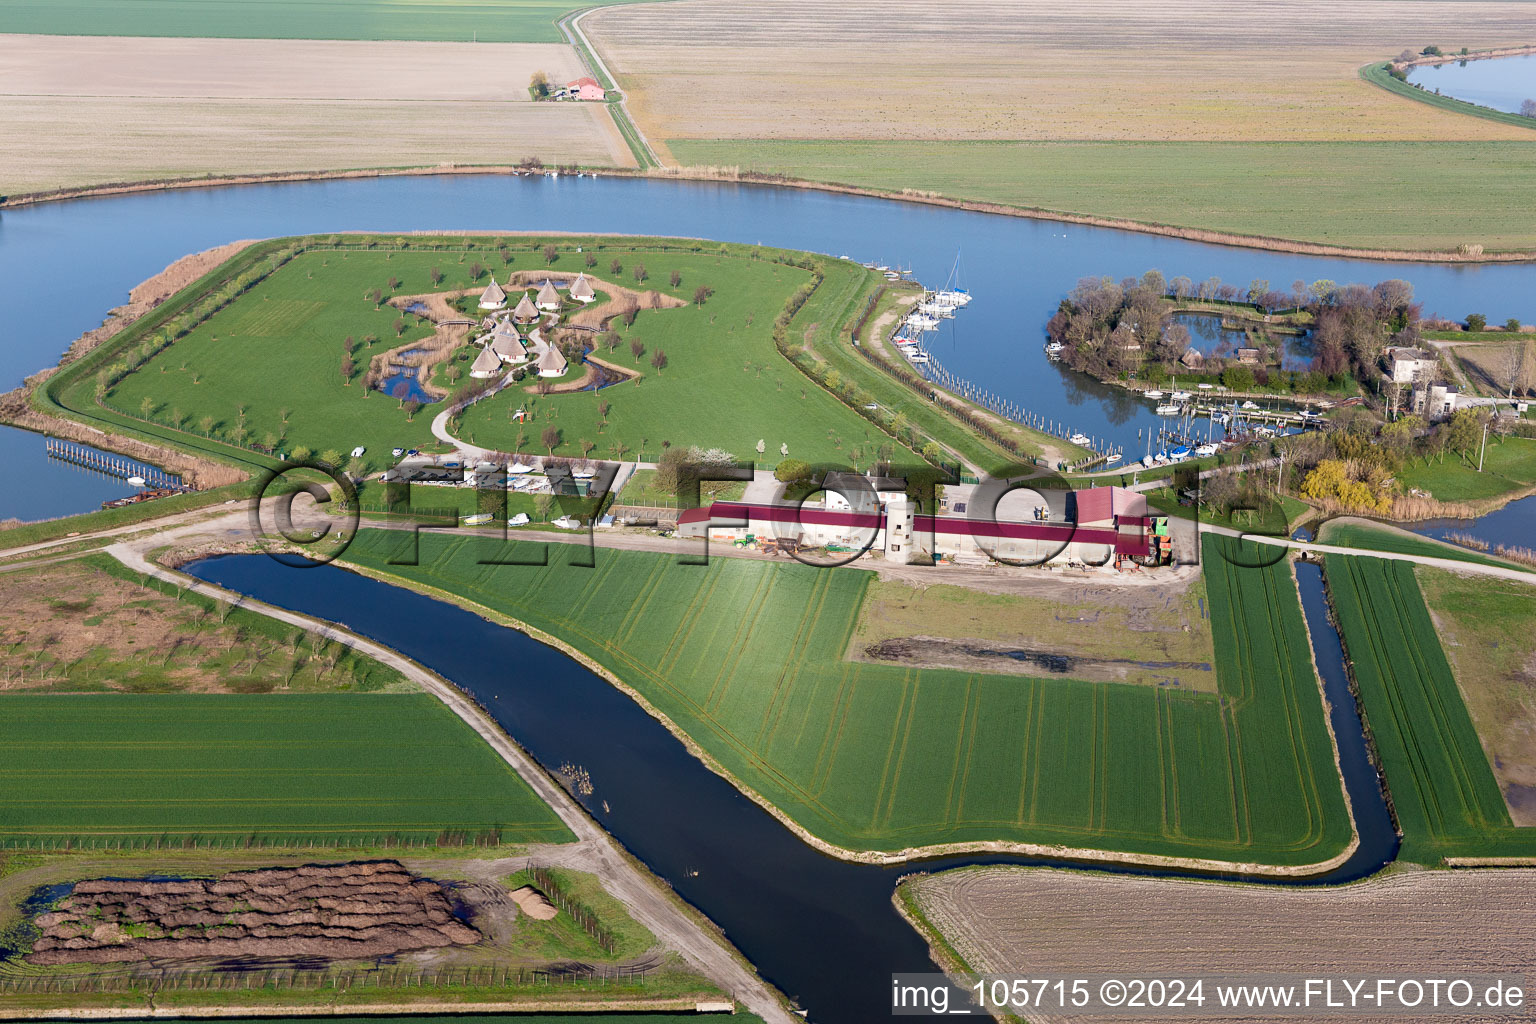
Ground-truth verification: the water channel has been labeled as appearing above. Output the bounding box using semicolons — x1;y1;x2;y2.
1408;53;1536;115
4;173;1536;519
185;551;1397;1024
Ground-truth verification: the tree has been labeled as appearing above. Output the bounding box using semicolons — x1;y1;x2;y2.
1247;279;1270;306
319;449;343;468
369;288;383;308
138;396;155;419
669;269;682;288
622;306;639;328
584;252;597;268
630;338;645;363
404;399;421;421
469;261;484;281
541;425;562;454
387;275;400;291
430;267;444;286
693;285;710;306
580;438;596;458
773;458;811;483
529;70;550;98
533;492;555;520
199;415;215;436
756;438;766;454
633;262;647;283
1465;313;1487;332
341;354;355;383
597;398;610;424
602;330;620;353
343;335;356;354
650;349;668;372
1221;364;1255;391
1522;98;1536;119
1442;407;1483;456
1505;318;1522;333
395;317;408;337
543;244;559;265
290;445;312;463
610;258;623;275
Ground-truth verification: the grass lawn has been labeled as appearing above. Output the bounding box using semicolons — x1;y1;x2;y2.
96;237;907;475
342;531;1350;865
1396;436;1536;503
667;139;1536;252
618;468;746;508
1416;567;1536;826
0;0;644;43
1318;520;1535;572
0;694;572;847
1323;554;1536;862
1144;487;1303;536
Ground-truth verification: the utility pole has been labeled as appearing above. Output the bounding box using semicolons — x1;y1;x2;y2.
1479;420;1489;472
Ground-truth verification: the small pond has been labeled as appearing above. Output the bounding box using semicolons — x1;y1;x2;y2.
1170;312;1314;372
377;366;437;405
1407;53;1536;115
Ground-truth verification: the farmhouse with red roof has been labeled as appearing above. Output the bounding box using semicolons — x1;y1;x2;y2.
567;77;605;101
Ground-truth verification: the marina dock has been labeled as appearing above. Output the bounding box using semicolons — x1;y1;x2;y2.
45;438;185;490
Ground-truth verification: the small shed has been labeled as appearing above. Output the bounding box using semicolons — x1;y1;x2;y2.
1237;347;1261;364
536;279;561;310
569;272;596;303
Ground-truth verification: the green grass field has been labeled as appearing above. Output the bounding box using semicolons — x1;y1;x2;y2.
0;0;641;43
341;531;1350;865
94;237;905;474
1395;436;1536;502
669;139;1536;252
0;694;572;847
1323;554;1536;862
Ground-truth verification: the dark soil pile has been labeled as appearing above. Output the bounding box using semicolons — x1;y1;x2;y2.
28;860;478;965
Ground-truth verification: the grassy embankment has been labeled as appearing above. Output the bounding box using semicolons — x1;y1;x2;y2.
342;531;1351;867
1359;59;1536;134
666;139;1536;252
1323;555;1536;863
0;1;645;44
1317;520;1535;573
0;554;570;849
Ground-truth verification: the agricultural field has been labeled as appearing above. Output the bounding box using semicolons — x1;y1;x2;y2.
341;531;1351;865
1416;568;1536;826
0;34;630;194
97;237;906;472
1323;554;1536;862
0;0;641;44
585;0;1536;249
1448;337;1536;398
0;692;572;847
899;864;1536;1024
0;554;410;693
849;575;1216;692
664;140;1536;252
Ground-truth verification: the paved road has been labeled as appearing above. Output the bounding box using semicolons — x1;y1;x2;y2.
103;516;795;1024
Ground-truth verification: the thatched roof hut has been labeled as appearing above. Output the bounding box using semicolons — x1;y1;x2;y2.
478;278;507;310
536;279;561;310
490;332;527;364
1179;348;1205;369
536;344;568;377
470;346;502;378
569;273;596;303
512;293;539;322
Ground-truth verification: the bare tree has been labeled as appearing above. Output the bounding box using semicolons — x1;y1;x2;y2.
630;337;645;363
1522;98;1536;118
543;244;559;265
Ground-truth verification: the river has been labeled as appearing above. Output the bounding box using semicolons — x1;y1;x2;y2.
3;174;1536;519
184;550;1396;1024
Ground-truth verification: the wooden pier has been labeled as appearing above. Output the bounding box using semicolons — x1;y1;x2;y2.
45;439;184;490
